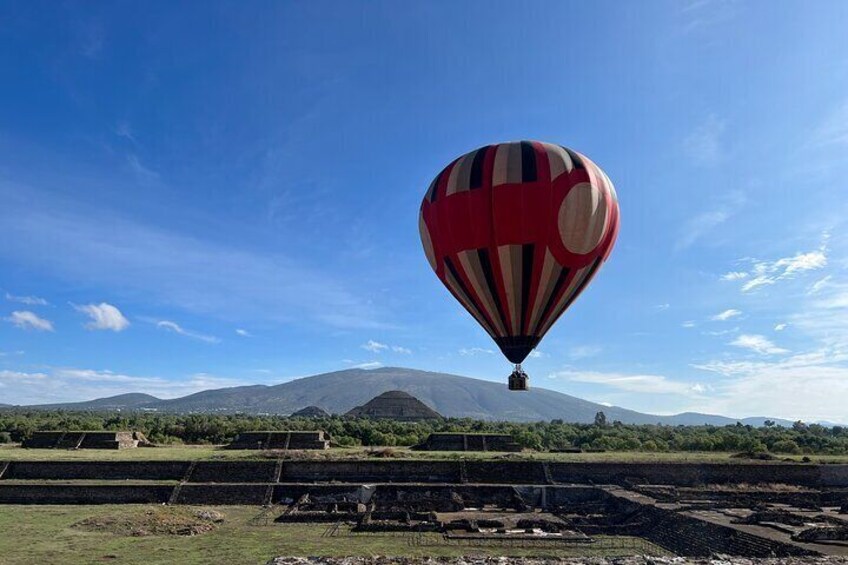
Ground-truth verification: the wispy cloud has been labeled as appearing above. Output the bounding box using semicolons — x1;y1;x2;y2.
677;0;738;35
235;328;252;337
808;275;832;295
155;320;220;343
774;323;788;332
5;293;48;306
730;334;788;355
74;302;130;332
459;347;494;356
0;366;248;404
681;320;696;328
126;154;159;181
809;100;848;147
5;311;54;332
740;249;827;292
721;236;830;294
568;345;602;360
0;183;385;330
711;308;741;321
391;345;412;354
693;348;848;421
352;361;382;370
675;192;745;250
0;369;47;383
552;370;707;397
362;340;388;353
683;115;726;165
114;121;136;143
720;271;749;281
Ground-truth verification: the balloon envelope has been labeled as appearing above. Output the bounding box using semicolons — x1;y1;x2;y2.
419;141;619;365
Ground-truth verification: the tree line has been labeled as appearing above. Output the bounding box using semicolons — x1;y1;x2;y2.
1;409;847;455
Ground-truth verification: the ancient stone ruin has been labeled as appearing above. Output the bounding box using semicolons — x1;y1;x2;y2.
2;458;848;557
291;406;331;418
225;431;330;450
413;433;522;452
344;390;442;421
21;431;150;450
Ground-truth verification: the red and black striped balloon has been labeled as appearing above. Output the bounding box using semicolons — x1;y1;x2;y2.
419;141;620;365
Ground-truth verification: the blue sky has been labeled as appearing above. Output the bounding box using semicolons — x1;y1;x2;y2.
1;1;847;421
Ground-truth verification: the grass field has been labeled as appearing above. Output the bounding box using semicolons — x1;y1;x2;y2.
0;505;669;565
3;443;848;463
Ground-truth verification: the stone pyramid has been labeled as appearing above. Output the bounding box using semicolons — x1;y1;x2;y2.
344;390;442;421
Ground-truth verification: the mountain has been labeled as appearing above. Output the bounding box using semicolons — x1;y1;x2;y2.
30;393;162;411
17;367;793;425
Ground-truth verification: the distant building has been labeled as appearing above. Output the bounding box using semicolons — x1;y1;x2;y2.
22;431;151;449
345;390;442;421
413;432;522;452
225;431;330;450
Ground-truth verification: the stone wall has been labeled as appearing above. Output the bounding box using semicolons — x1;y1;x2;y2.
415;433;522;452
3;460;848;488
2;461;189;481
21;431;144;449
226;431;329;450
175;484;269;505
188;461;278;483
0;484;173;504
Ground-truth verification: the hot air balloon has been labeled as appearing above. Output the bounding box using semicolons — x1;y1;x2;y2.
419;141;619;391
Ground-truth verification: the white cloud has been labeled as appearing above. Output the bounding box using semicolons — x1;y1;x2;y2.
711;308;741;321
5;292;48;306
362;340;388;353
391;345;412;354
5;310;54;332
156;320;220;343
720;271;749;281
683;115;726;165
568;345;602;360
738;248;827;293
528;350;545;359
353;361;382;370
808;275;832;295
702;327;739;337
459;347;494;356
774;323;788;332
655;303;670;311
675;191;745;250
0;369;47;382
74;302;130;332
694;348;848;422
681;320;696;328
235;328;252;337
0;366;248;404
552;370;707;396
730;334;788;355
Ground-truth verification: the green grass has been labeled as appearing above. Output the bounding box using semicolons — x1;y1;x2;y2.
3;444;848;463
0;505;669;564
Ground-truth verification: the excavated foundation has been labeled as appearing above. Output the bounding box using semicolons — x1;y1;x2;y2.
2;459;848;557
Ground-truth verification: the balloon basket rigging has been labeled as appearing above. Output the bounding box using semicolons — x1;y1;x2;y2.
508;365;529;391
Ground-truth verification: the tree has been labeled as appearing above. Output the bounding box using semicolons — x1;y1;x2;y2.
764;420;775;427
594;411;607;427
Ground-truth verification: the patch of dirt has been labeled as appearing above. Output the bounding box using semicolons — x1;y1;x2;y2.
74;507;224;537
